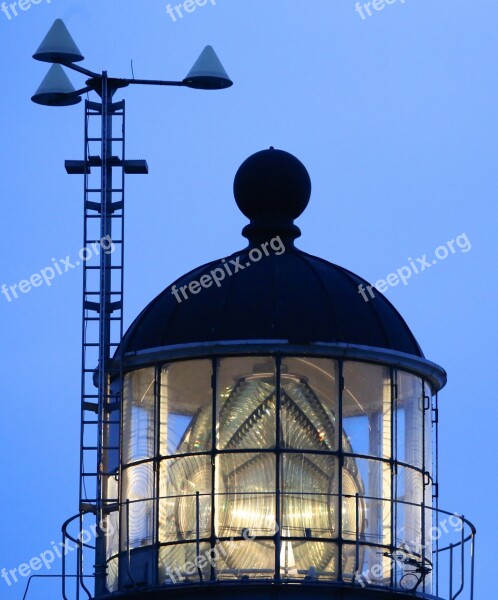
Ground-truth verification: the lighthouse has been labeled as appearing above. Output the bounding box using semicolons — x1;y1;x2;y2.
69;148;475;600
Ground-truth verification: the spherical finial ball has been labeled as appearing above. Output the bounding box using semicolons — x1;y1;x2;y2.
234;148;311;222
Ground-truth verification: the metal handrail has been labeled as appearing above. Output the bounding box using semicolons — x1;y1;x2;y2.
62;512;95;600
65;492;475;600
23;574;96;600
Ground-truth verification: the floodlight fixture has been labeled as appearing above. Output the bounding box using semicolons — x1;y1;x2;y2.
31;19;233;106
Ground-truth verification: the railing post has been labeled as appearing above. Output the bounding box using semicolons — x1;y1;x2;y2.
470;531;475;600
460;516;465;593
62;529;68;600
274;355;282;582
196;491;203;581
125;499;136;587
421;501;426;593
355;493;360;577
449;543;454;599
453;516;465;599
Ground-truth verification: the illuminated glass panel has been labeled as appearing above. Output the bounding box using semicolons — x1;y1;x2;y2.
112;357;435;593
217;357;276;450
159;455;212;543
121;368;156;551
160;359;213;456
280;358;339;450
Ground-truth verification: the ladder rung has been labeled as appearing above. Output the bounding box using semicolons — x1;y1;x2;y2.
82;443;120;448
80;498;119;513
85;266;123;270
83;239;123;245
87;137;124;142
84;290;123;294
82;240;123;244
80;501;119;510
86;188;123;193
85;317;122;321
87;214;123;219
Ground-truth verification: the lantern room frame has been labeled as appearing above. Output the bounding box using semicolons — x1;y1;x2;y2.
61;342;475;600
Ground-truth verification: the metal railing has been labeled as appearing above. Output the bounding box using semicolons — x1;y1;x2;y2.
62;491;475;599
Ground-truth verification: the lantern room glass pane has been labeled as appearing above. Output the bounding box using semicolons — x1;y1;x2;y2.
281;541;338;580
215;452;276;538
159;455;212;543
105;475;120;592
122;368;155;464
281;454;338;540
160;359;213;455
345;544;393;587
395;465;424;551
424;381;433;478
352;458;392;547
121;463;155;550
216;357;276;450
280;358;339;450
216;540;275;580
396;371;424;469
342;465;366;541
121;368;157;554
106;557;119;592
342;362;392;460
159;542;212;584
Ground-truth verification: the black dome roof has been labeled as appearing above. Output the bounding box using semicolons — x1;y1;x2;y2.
120;149;423;358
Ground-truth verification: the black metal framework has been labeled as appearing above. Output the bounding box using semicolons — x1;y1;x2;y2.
64;77;148;600
64;353;475;600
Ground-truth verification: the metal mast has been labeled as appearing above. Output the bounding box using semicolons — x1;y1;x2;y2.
65;76;148;596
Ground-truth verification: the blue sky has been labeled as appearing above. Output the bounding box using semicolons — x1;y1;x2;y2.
0;1;496;598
